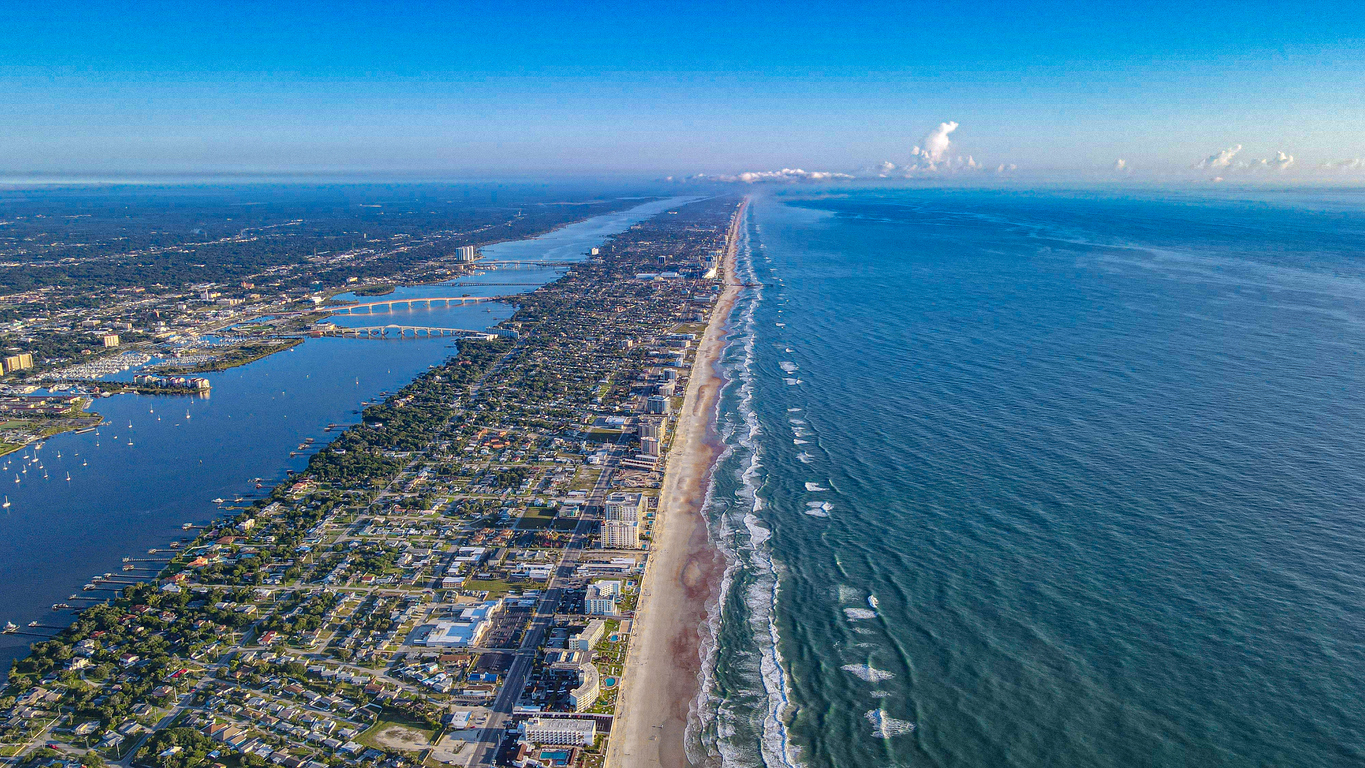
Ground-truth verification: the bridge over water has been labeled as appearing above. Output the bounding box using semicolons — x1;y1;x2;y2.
326;295;495;314
314;324;509;340
475;259;577;268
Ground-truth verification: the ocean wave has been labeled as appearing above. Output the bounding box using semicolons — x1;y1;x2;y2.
688;208;801;768
804;501;832;517
865;710;916;739
844;607;878;620
841;663;895;682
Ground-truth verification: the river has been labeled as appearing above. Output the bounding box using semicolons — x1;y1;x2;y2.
0;194;689;678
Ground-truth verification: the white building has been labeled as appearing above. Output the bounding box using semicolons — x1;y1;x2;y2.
457;245;478;262
569;663;600;712
604;492;645;522
585;580;622;616
523;717;596;746
408;599;503;647
600;519;639;550
572;619;606;652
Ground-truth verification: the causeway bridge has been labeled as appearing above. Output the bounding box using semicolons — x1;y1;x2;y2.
314;324;508;340
326;295;494;314
476;259;574;268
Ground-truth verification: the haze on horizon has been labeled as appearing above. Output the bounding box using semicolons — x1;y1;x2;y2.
3;0;1364;183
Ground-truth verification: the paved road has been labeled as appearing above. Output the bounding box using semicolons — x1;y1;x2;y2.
466;443;621;767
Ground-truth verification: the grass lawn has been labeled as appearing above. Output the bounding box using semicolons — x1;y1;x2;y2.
462;579;516;598
358;708;437;752
517;507;557;529
568;468;601;492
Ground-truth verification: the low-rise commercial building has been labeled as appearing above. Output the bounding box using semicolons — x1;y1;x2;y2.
408;599;503;647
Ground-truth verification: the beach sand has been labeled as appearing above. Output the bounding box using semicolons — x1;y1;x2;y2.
604;198;747;768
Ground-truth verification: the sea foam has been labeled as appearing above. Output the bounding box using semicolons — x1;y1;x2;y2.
865;710;916;738
841;663;895;682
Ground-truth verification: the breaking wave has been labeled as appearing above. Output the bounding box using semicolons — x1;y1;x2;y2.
687;204;801;768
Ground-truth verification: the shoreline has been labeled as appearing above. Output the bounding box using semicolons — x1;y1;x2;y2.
605;196;748;767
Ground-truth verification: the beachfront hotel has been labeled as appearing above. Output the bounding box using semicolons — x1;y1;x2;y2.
522;717;597;747
600;519;640;549
585;580;622;616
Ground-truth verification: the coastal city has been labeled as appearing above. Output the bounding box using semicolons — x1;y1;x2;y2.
6;4;1363;767
0;195;744;768
0;191;647;452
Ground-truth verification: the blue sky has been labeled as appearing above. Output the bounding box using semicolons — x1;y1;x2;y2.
3;0;1364;179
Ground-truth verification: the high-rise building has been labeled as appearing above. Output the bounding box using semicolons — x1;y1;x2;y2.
604;492;644;521
600;520;639;550
456;245;478;262
645;395;668;415
639;418;663;440
3;353;33;374
523;717;597;747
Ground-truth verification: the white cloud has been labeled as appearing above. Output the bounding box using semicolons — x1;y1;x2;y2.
1249;151;1294;171
891;121;1013;176
686;168;855;184
912;121;959;163
1113;159;1128;172
1195;144;1242;169
1319;158;1363;171
685;120;1014;183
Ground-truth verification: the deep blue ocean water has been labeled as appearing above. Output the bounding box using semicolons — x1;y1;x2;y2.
695;189;1365;767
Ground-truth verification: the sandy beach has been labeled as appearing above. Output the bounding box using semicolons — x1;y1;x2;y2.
604;198;748;768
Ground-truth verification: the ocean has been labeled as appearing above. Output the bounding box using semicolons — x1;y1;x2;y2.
694;188;1365;767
